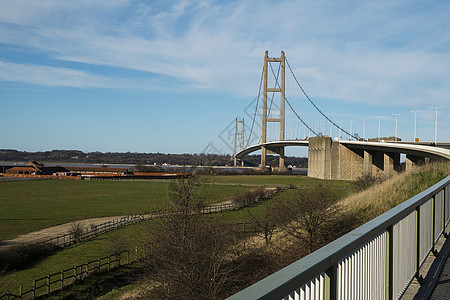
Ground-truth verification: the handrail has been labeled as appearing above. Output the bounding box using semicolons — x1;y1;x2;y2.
228;175;450;299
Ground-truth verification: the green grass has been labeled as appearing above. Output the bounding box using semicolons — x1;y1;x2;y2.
215;182;357;224
0;223;146;295
213;174;356;189
0;174;359;296
0;180;252;240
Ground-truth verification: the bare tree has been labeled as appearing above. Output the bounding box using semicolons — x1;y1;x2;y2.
143;170;237;300
275;184;340;252
247;204;278;246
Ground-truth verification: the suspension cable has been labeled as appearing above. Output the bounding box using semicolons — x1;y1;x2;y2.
285;56;359;140
246;65;264;148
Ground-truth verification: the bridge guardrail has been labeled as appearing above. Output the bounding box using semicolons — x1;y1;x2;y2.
228;175;450;300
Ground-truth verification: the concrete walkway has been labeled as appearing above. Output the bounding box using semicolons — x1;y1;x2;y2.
401;228;450;299
430;244;450;299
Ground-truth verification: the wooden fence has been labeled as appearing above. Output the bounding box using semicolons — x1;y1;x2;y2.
0;250;130;300
0;190;276;299
0;220;260;300
31;202;241;248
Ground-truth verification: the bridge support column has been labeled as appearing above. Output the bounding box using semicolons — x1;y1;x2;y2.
333;143;364;180
261;147;267;168
406;155;426;172
364;150;373;175
279;147;285;168
383;152;400;177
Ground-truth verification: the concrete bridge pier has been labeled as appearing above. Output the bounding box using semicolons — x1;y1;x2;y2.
406;155;426;172
383;152;400;177
363;150;384;176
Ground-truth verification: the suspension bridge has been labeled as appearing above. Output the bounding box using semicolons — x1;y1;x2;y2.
233;51;450;180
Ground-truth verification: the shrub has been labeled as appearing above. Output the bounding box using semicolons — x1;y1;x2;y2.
0;243;59;273
69;222;85;243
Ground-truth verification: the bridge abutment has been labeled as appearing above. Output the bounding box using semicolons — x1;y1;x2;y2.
308;136;406;180
308;136;364;180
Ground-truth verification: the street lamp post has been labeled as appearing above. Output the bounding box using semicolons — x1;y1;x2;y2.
392;114;400;142
410;110;420;142
375;116;383;141
349;120;354;140
361;118;367;140
430;107;442;144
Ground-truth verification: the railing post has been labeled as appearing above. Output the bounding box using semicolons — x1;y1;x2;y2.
414;206;425;283
386;226;393;300
33;279;36;299
324;265;336;300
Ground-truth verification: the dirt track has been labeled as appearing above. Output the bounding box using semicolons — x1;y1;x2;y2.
0;216;128;249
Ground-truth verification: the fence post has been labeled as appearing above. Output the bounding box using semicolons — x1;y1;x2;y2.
47;275;50;294
127;250;130;264
19;285;22;299
74;266;77;281
60;271;64;290
108;256;111;271
32;279;36;299
135;246;138;260
98;259;101;273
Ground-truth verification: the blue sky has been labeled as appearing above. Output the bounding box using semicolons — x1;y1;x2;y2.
1;0;449;156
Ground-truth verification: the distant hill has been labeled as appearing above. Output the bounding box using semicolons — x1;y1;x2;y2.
0;149;307;168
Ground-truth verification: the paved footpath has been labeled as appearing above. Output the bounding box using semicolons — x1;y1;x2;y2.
430;248;450;300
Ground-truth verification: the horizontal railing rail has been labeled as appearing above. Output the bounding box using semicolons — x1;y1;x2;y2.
228;175;450;300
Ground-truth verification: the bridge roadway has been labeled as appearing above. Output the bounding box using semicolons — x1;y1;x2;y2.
236;139;450;161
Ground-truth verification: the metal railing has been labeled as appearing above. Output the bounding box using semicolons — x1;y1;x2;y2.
228;175;450;300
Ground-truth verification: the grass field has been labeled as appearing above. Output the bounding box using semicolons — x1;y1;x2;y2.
0;224;143;295
213;174;355;188
0;174;358;296
0;179;253;240
1;166;448;298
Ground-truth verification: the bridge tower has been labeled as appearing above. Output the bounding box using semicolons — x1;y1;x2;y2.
261;51;285;168
234;117;245;167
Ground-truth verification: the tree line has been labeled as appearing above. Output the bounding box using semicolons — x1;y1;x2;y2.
0;149;307;168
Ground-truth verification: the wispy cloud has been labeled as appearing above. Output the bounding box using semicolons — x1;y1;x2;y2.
0;60;110;88
1;0;449;107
